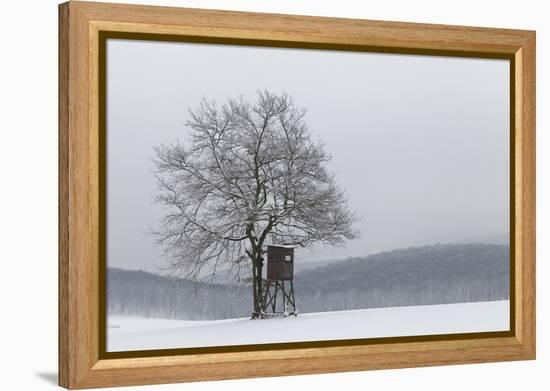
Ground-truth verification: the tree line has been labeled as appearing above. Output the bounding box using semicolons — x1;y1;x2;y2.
108;243;509;320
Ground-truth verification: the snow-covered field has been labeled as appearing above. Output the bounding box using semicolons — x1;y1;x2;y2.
107;300;509;352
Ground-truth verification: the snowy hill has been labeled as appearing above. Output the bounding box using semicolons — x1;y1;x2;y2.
108;243;509;320
107;300;510;352
293;243;509;312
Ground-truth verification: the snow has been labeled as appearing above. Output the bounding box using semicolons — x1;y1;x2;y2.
107;300;509;352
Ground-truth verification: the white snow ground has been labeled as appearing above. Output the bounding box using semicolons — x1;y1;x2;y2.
107;300;509;352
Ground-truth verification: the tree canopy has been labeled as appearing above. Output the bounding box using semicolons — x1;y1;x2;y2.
153;90;359;316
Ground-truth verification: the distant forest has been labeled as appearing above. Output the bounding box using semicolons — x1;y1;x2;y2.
107;243;509;320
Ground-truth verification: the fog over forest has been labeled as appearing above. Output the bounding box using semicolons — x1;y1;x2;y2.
108;243;510;320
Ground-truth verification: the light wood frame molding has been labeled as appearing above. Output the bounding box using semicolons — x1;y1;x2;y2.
58;1;536;389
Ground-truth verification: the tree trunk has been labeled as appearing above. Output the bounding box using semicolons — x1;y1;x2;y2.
251;260;259;318
257;258;263;314
250;252;267;319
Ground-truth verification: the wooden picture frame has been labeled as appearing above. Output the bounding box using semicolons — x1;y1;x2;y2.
58;1;536;389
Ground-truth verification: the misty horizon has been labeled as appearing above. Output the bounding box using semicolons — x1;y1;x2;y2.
109;234;510;276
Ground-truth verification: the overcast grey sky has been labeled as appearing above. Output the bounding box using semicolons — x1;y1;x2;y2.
106;39;509;272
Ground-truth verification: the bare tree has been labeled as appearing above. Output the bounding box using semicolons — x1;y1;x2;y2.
153;90;359;317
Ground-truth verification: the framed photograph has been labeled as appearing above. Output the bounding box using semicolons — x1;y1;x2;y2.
59;1;536;389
